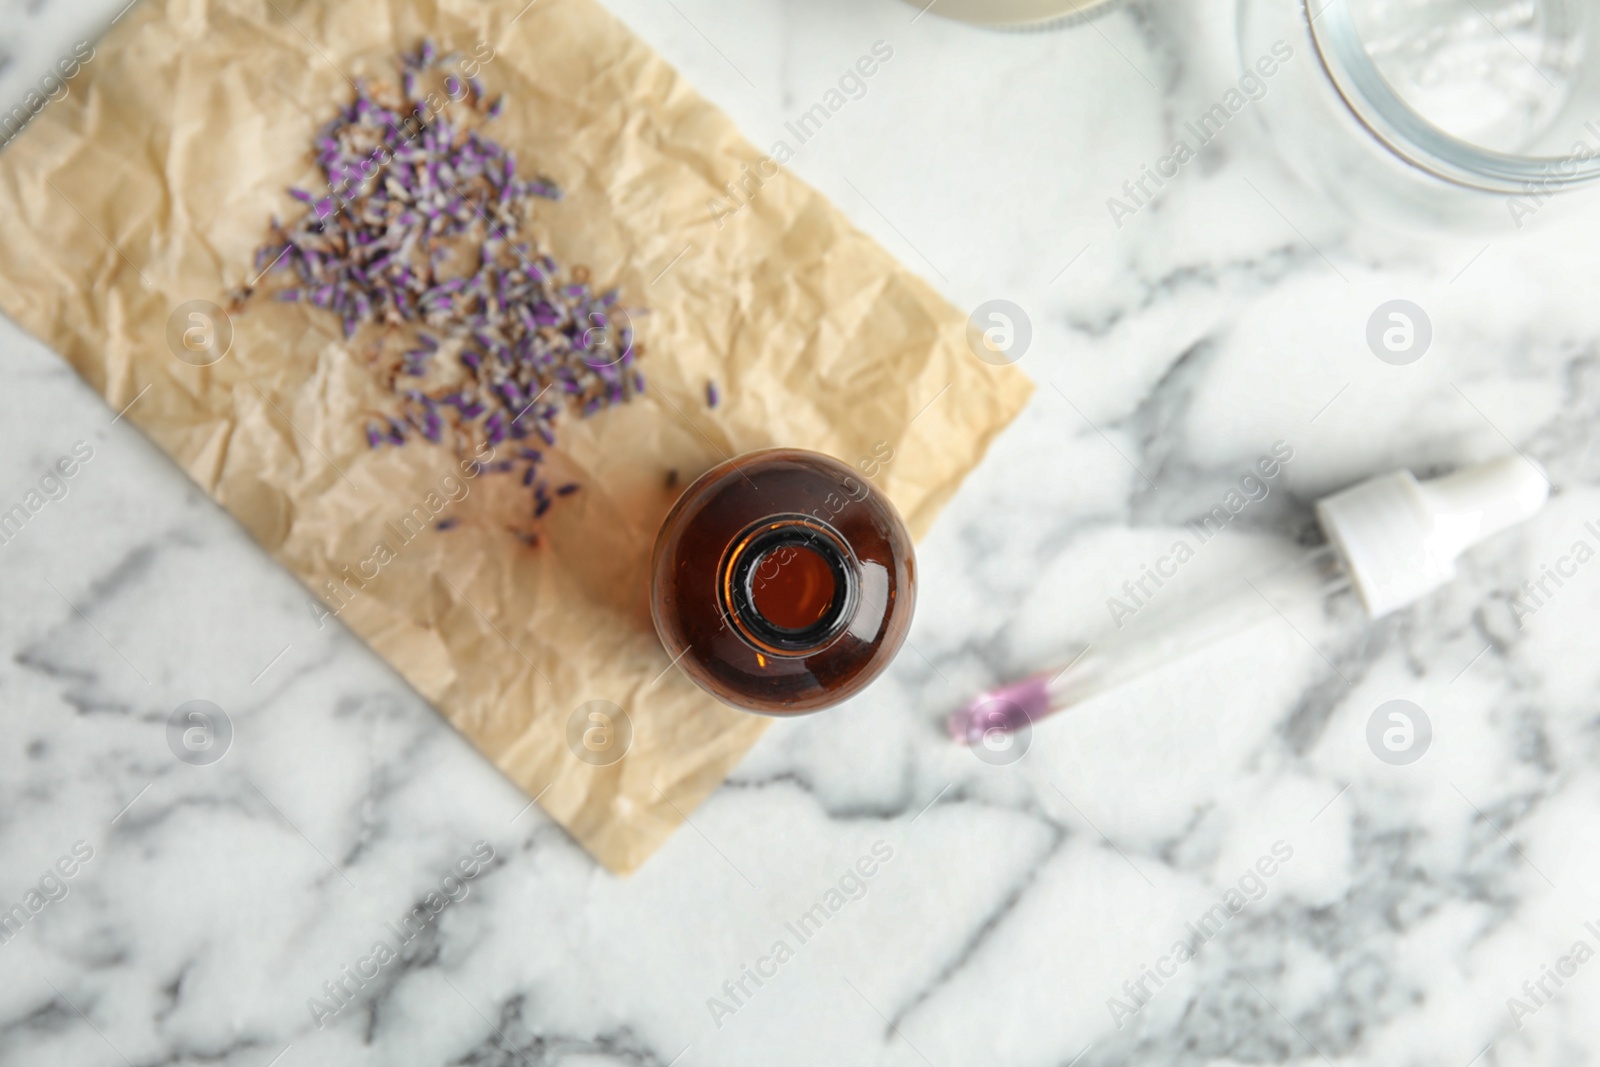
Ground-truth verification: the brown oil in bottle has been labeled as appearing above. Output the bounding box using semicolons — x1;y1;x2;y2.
650;448;916;714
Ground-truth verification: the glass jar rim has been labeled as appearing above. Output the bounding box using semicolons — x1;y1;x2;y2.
1309;0;1600;193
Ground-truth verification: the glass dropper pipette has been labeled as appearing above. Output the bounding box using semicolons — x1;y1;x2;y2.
949;455;1550;745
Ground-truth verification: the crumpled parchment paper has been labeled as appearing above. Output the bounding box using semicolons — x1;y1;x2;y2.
0;0;1032;873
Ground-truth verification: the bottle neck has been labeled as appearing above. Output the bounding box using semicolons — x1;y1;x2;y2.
721;517;859;657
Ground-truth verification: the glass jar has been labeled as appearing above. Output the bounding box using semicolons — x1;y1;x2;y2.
1239;0;1600;229
650;448;916;715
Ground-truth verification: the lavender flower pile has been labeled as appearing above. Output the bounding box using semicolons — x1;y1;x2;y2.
242;40;645;532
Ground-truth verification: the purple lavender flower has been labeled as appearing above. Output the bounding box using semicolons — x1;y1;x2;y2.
247;42;659;532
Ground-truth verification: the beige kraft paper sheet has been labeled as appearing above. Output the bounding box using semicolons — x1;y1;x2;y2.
0;0;1033;873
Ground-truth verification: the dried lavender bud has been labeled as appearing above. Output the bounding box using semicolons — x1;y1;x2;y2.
242;40;637;534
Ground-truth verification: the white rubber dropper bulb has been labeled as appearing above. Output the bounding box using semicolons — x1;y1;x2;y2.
1315;455;1549;618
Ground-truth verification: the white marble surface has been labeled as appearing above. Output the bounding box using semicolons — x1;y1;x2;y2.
5;0;1600;1064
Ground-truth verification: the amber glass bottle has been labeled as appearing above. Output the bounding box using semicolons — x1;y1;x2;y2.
650;448;916;714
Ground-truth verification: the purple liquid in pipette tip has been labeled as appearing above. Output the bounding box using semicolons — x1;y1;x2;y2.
947;674;1052;744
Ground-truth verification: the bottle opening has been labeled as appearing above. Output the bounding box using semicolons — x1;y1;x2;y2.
750;543;837;631
724;518;858;655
